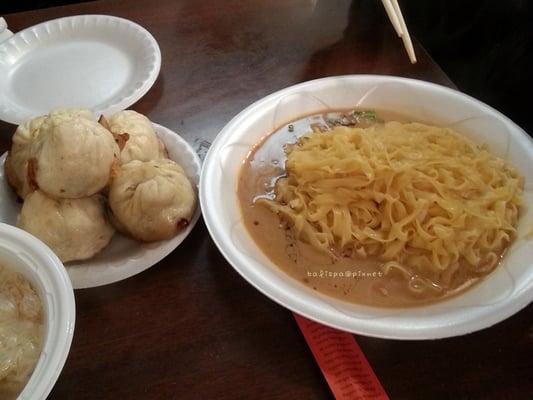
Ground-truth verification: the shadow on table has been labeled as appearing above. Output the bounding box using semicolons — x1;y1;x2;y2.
303;0;533;134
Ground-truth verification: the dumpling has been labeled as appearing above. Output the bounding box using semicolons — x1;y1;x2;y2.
48;108;95;122
5;109;95;199
18;190;114;262
108;159;196;242
105;110;167;163
5;115;47;198
28;114;119;198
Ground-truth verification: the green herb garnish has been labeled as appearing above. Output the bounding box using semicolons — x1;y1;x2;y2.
352;110;377;120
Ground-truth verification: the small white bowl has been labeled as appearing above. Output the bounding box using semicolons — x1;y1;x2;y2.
200;75;533;339
0;223;75;399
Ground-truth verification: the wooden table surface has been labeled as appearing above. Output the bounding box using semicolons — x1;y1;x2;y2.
2;0;532;399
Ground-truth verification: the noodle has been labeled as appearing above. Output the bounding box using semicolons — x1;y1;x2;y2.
259;122;523;290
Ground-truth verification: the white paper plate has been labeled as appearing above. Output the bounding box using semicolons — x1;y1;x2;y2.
0;123;201;289
200;75;533;339
0;15;161;125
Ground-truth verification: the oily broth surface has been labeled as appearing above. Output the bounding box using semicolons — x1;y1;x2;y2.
237;109;484;307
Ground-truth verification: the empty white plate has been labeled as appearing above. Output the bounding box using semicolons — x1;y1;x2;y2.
0;15;161;125
0;123;201;289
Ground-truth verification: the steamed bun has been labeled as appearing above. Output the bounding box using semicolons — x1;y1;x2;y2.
107;110;167;164
5;115;47;198
5;109;96;199
18;190;114;262
109;159;196;242
29;114;119;198
48;108;95;122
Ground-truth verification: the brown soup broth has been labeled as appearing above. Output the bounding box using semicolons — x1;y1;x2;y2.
237;109;494;308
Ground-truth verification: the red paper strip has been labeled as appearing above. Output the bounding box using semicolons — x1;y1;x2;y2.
294;314;389;400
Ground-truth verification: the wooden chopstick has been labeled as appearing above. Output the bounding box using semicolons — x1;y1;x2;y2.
380;0;402;37
381;0;417;64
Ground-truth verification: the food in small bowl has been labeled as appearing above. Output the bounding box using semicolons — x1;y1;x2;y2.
201;75;533;339
0;264;43;399
3;108;198;264
0;223;75;399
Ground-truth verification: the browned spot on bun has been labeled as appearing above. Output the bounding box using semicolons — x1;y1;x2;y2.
109;158;120;181
98;115;111;130
115;133;130;150
176;219;189;230
27;158;39;192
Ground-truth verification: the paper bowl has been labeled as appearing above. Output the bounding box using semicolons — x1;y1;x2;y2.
200;75;533;339
0;223;75;398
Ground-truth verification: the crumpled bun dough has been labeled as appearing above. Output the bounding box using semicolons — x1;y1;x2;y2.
48;108;96;122
109;159;196;242
106;110;168;164
29;114;119;198
18;190;115;263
